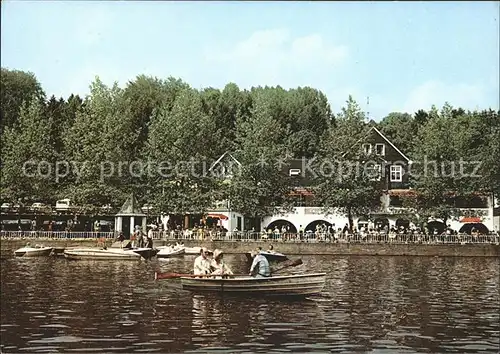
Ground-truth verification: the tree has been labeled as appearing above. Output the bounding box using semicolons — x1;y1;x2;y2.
227;89;294;219
0;97;56;203
314;96;382;230
0;68;45;132
145;87;219;215
63;77;140;210
378;112;417;156
404;103;493;228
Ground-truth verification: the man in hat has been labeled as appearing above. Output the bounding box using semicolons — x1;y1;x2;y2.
249;248;270;278
194;247;212;275
211;249;233;276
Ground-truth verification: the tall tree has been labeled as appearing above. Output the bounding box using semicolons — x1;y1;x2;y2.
0;68;45;132
0;98;56;203
227;89;294;219
145;87;219;215
378;112;417;156
315;96;382;230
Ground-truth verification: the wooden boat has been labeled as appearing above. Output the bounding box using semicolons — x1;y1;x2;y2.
63;247;155;260
157;246;186;258
245;251;288;263
14;244;54;257
180;273;326;297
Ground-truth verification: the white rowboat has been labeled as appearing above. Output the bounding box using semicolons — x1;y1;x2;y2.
63;247;143;260
14;245;54;257
157;246;186;258
180;273;326;297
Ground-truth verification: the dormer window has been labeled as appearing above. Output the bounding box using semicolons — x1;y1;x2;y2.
363;144;372;155
375;143;385;156
289;168;301;176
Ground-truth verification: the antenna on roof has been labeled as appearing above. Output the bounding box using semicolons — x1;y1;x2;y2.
366;96;370;123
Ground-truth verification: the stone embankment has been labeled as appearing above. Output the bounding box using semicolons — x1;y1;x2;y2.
1;238;499;258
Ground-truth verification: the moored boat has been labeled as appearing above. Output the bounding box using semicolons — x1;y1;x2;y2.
180;273;326;297
245;250;288;263
132;247;159;259
63;247;143;260
183;245;202;255
14;244;54;257
157;246;185;258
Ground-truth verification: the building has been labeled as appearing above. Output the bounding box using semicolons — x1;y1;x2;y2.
261;125;495;234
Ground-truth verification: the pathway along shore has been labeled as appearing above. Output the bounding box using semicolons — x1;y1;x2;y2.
1;238;499;258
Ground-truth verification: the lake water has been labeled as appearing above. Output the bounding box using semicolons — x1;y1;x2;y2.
1;254;499;353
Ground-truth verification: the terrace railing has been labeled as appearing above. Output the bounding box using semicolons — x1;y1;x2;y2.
1;230;499;245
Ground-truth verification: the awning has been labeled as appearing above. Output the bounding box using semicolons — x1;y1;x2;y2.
460;217;482;223
206;213;228;220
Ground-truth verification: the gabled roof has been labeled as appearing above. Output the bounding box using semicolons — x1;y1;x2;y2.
116;193;146;217
342;126;412;163
372;126;412;163
208;151;242;172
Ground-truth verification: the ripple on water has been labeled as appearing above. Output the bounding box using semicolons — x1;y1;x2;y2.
1;256;499;353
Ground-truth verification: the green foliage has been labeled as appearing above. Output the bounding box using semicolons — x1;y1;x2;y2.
377;112;417;156
314;96;382;230
0;98;56;203
0;68;45;133
1;67;498;224
404;103;497;225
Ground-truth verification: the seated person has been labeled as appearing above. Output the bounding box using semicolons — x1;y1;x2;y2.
211;249;233;276
193;247;212;275
249;248;271;278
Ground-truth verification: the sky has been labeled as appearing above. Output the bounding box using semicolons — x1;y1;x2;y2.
1;1;499;120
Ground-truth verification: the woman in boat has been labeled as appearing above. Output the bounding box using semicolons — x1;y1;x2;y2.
193;247;212;275
249;248;270;278
211;249;233;276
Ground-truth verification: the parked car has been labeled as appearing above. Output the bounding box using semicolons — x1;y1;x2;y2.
141;204;153;213
55;199;72;211
31;202;50;212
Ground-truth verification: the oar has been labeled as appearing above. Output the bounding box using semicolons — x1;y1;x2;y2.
155;258;303;280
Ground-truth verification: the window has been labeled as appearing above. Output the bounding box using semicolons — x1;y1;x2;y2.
366;164;381;181
375;143;385;156
363;143;372;155
390;165;403;182
289;168;301;176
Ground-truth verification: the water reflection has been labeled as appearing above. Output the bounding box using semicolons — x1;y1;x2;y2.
1;256;499;353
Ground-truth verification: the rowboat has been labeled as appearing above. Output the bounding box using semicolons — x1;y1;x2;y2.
180;273;326;297
157;246;186;258
245;251;288;263
14;244;54;257
63;247;157;260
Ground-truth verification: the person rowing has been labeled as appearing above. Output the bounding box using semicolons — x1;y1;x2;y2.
249;248;271;278
193;247;212;275
211;249;233;277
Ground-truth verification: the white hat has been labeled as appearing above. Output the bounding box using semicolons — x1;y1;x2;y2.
213;249;223;259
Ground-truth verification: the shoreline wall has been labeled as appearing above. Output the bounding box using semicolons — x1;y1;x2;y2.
1;238;499;258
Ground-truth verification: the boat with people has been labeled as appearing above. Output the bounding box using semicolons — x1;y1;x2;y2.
179;273;326;297
14;244;54;257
